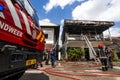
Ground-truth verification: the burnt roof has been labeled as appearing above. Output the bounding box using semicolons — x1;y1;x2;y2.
63;20;115;34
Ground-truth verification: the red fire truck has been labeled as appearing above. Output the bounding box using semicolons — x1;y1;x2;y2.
0;0;45;79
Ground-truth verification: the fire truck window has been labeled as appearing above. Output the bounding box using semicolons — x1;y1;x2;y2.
16;0;40;27
12;0;24;9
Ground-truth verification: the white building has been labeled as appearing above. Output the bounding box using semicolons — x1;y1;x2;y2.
39;20;60;54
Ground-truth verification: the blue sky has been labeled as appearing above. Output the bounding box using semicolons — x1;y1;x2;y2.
30;0;120;37
30;0;79;24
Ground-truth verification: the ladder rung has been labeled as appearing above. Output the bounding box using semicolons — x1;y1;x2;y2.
82;35;101;64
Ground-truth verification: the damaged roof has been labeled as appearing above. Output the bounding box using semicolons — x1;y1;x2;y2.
63;20;115;34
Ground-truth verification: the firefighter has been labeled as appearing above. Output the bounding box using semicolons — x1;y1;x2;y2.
51;49;56;68
105;46;113;69
98;44;108;71
45;50;50;65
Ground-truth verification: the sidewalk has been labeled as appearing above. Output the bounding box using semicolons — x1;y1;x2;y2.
38;61;120;80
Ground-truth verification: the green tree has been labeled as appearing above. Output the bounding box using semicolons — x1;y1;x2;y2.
67;47;85;61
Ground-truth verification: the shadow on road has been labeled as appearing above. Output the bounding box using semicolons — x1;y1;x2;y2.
19;73;49;80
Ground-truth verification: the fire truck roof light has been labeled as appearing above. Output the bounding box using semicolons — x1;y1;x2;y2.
0;5;4;11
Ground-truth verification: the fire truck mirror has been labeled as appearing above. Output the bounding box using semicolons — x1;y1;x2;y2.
0;5;4;12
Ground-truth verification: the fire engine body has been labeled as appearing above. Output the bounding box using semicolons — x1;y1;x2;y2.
0;0;45;79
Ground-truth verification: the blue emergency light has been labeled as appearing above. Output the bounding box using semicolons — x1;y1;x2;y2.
0;5;4;11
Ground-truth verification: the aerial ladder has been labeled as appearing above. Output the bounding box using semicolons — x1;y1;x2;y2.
82;35;101;64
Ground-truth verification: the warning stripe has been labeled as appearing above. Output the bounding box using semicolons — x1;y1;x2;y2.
1;0;35;37
5;0;22;29
40;35;45;42
0;12;5;19
20;11;31;35
0;1;14;26
36;31;42;40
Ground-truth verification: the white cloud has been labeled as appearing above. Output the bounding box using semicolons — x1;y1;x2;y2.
72;0;120;37
103;27;120;37
43;0;84;12
42;18;51;22
72;0;120;22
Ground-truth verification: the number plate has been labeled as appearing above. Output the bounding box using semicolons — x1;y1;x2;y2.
26;59;36;66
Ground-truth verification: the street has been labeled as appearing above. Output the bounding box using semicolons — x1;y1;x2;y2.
19;61;120;80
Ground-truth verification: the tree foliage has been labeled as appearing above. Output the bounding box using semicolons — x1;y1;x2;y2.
67;47;85;61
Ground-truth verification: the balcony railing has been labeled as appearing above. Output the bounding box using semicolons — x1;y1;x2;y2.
67;34;110;41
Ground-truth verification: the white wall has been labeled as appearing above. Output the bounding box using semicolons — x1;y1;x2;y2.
43;28;54;44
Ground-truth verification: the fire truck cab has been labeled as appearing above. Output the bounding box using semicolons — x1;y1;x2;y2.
0;0;45;79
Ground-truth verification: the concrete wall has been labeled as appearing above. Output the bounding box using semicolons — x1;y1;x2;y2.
43;28;54;49
67;40;111;48
43;28;54;44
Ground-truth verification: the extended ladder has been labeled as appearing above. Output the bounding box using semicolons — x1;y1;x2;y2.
82;35;101;64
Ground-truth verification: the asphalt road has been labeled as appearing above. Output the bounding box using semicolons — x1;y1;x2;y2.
19;69;71;80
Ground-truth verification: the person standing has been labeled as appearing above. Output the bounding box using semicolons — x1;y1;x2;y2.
45;51;49;65
51;49;56;67
98;44;108;71
105;46;113;68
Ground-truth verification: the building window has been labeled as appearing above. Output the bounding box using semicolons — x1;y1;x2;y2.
45;34;48;39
